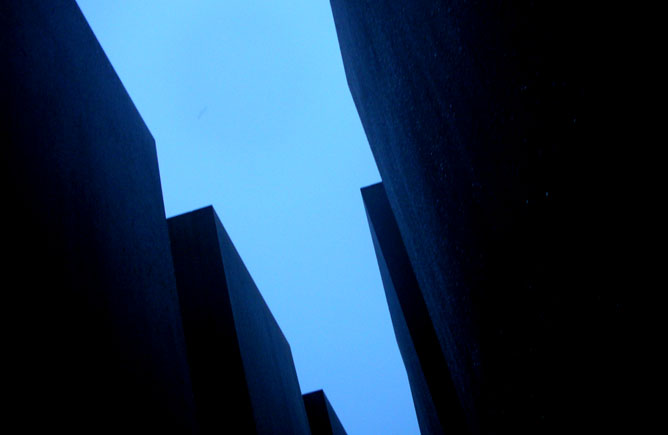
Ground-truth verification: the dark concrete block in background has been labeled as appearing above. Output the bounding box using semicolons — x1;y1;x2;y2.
362;182;467;435
331;1;630;433
303;390;347;435
168;206;311;435
1;1;196;432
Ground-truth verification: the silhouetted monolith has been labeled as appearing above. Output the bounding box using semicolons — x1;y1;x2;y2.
1;1;197;432
168;206;311;435
331;1;630;433
362;182;467;435
303;390;347;435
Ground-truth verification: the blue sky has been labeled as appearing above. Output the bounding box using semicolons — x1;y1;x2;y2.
75;1;418;433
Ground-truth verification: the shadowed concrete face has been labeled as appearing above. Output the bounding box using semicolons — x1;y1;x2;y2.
168;206;311;435
331;1;630;433
1;1;197;432
362;182;467;435
303;390;347;435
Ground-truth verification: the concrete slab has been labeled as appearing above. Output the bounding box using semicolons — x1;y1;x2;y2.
303;390;347;435
362;182;467;435
1;1;197;432
168;206;311;435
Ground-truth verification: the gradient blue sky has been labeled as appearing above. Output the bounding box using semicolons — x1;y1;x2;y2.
75;1;418;433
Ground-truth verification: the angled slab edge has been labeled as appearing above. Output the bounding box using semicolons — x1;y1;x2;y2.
332;1;631;432
168;206;256;434
1;1;196;432
168;206;311;435
303;390;347;435
362;182;467;435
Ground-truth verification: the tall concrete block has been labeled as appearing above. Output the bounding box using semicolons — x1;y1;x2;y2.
331;1;629;433
303;390;347;435
362;182;467;435
167;206;311;435
1;1;197;432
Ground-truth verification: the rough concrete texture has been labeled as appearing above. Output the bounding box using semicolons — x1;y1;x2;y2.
168;206;311;435
363;182;467;435
331;1;631;433
1;1;197;432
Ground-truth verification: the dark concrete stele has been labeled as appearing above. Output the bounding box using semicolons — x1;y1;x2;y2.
362;182;467;435
168;206;311;435
1;1;197;432
303;390;347;435
331;0;630;433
